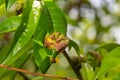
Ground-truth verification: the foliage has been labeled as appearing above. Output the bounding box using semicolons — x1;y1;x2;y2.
0;0;120;80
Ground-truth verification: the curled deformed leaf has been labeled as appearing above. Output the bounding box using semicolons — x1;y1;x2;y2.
44;32;69;53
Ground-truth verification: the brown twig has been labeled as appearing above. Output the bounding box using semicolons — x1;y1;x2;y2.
63;51;83;80
0;64;78;80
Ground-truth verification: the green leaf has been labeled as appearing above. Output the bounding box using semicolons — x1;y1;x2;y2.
0;40;33;78
0;16;21;34
0;0;40;77
0;46;9;63
100;66;120;80
95;46;120;79
96;43;119;52
80;63;94;80
0;39;32;77
2;2;37;65
68;39;80;55
34;1;67;45
34;6;54;47
5;0;33;59
10;52;31;80
33;6;53;73
34;1;67;73
44;1;67;35
35;48;53;73
5;0;16;10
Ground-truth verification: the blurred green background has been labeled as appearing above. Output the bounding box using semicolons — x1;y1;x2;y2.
1;0;120;80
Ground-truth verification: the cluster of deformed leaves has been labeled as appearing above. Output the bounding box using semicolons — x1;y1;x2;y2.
44;32;69;53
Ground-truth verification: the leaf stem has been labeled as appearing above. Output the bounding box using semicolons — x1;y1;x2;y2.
0;64;78;80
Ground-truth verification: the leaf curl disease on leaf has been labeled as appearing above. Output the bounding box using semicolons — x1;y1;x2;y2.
44;32;69;53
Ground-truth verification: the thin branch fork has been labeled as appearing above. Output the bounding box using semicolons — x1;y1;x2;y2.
0;64;78;80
